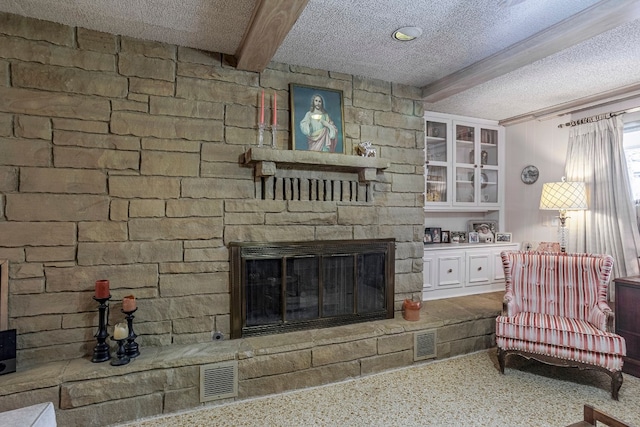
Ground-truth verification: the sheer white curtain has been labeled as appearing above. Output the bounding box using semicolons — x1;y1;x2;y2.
564;116;640;281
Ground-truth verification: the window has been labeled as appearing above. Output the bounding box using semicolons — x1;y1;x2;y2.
623;121;640;202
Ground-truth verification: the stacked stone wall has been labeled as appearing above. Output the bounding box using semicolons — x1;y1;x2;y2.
0;12;425;367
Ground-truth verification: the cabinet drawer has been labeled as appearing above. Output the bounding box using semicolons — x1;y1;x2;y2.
466;252;491;286
436;254;464;288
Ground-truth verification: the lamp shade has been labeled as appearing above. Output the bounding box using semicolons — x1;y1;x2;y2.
539;181;587;210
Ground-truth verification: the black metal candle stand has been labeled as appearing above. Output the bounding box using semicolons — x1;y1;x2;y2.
110;337;130;366
122;308;140;358
91;295;111;363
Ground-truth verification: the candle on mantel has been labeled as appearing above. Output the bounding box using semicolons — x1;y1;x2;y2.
260;90;265;125
123;295;136;312
113;322;128;340
95;280;110;299
272;92;277;125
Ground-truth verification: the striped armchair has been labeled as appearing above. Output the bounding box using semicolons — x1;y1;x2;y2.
496;251;626;399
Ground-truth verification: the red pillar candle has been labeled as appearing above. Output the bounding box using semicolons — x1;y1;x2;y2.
95;280;110;299
260;90;265;125
272;92;277;125
123;295;136;312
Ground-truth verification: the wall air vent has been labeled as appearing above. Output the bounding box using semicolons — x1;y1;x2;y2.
414;330;437;361
200;360;238;402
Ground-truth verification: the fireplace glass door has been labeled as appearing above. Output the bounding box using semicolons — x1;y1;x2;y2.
231;240;394;338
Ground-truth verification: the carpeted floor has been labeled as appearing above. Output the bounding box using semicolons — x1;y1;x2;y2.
117;349;640;427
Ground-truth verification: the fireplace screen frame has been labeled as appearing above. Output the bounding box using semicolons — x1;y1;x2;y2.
229;239;395;339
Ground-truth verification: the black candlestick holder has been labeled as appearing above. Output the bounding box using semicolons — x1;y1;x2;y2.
91;295;111;363
110;337;130;366
123;308;140;358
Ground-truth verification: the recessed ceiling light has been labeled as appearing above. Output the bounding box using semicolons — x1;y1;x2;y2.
392;26;422;41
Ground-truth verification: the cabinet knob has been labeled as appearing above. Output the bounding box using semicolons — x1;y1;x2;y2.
447;268;453;273
477;267;482;271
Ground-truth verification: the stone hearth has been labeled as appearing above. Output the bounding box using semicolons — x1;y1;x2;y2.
0;292;502;426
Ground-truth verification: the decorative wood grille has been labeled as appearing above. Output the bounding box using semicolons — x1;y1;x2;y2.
255;170;372;202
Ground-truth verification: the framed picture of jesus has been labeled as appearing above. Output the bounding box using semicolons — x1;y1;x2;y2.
290;84;345;153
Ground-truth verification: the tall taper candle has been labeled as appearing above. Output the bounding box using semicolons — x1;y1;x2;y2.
272;92;277;125
260;90;265;124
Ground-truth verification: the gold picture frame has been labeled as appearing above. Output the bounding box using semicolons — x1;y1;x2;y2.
290;84;345;153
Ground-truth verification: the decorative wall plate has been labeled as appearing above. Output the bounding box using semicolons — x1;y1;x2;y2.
521;165;539;184
471;172;488;188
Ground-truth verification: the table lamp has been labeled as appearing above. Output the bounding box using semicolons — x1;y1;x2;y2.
539;177;587;252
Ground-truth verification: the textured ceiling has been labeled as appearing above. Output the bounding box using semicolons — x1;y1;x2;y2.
1;0;639;124
274;0;599;86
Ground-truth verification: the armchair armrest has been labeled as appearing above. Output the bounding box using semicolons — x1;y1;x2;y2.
588;301;615;332
501;293;517;316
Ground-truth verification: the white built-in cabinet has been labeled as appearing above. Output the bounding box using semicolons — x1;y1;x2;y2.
425;112;505;210
422;243;519;300
423;112;512;300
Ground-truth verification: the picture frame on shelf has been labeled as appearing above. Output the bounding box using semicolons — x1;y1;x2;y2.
441;230;450;243
468;231;479;244
423;233;432;244
496;232;512;243
467;220;498;243
290;84;345;153
424;227;441;244
450;231;466;243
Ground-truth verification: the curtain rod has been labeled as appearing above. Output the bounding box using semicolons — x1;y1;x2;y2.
557;111;623;128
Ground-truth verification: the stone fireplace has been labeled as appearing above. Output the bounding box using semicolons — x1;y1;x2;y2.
229;239;395;338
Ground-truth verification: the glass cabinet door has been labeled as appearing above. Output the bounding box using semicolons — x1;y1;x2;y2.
454;124;475;204
425;120;449;204
479;127;498;166
453;123;500;206
478;126;499;205
455;166;475;203
425;116;502;209
479;168;498;204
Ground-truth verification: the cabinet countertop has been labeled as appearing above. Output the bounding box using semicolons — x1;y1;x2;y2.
424;242;518;251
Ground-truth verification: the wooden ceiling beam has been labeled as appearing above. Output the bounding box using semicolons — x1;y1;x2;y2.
422;0;640;102
498;81;640;126
235;0;309;72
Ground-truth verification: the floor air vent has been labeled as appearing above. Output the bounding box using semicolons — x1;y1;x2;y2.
200;361;238;402
414;330;437;361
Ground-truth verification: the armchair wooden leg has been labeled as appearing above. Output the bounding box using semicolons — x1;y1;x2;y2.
497;348;506;374
611;370;623;400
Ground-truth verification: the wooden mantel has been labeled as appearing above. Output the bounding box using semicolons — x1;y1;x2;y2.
244;148;389;182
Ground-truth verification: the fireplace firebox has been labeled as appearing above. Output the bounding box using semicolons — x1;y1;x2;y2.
229;239;395;338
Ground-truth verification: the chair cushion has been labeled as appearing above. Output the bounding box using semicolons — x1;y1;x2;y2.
496;312;626;355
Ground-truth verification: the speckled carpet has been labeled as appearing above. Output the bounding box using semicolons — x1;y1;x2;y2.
118;349;640;427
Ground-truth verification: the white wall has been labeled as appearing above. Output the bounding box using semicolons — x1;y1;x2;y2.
504;116;571;247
